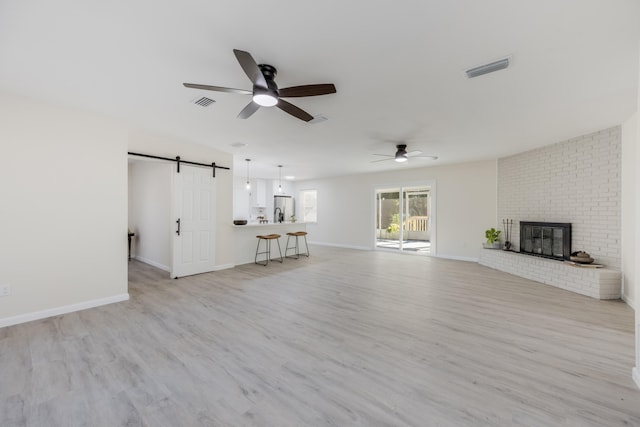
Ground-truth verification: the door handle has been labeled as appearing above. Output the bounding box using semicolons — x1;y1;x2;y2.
176;218;181;236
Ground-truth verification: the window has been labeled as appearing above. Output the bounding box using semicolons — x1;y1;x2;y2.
300;189;317;222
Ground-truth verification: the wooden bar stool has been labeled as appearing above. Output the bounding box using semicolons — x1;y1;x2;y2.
285;231;309;259
255;234;283;266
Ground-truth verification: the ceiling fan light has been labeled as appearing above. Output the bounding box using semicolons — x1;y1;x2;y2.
395;155;408;163
253;92;278;107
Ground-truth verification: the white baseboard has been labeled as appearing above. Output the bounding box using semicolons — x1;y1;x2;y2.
438;254;479;262
211;263;234;271
134;256;170;272
135;257;232;274
0;293;130;329
308;241;372;251
621;294;635;310
633;367;640;390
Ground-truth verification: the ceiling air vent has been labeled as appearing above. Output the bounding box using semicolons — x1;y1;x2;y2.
308;115;328;124
465;57;510;79
193;97;215;107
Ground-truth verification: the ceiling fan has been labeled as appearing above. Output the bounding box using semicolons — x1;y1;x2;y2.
183;49;336;122
371;144;438;163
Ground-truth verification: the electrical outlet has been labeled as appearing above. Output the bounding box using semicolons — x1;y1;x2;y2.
0;284;10;297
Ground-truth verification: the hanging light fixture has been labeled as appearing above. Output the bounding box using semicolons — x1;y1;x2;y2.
278;165;283;193
245;159;251;190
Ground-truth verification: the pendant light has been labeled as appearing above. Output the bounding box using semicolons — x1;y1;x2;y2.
278;165;283;193
245;159;251;190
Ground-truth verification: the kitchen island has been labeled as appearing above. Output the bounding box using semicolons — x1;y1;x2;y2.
233;222;307;265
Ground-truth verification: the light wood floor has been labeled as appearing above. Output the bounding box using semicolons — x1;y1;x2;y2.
1;246;639;426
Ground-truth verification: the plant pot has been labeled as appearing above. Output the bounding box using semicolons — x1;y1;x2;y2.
483;242;501;249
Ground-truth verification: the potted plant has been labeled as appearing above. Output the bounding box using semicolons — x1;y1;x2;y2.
384;223;399;239
484;228;502;249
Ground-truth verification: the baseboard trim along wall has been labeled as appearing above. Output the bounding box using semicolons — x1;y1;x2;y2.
621;294;635;310
212;263;235;271
0;293;130;328
134;256;170;272
633;367;640;390
438;254;479;263
135;257;234;273
308;241;372;251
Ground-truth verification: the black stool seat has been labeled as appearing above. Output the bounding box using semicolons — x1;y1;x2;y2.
255;234;283;265
285;231;309;259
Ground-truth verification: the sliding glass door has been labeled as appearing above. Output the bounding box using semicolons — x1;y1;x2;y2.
376;189;401;250
375;186;431;253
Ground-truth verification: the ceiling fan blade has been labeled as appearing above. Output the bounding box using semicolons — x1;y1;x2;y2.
372;153;394;157
233;49;267;88
371;157;394;163
183;83;251;95
237;101;260;119
279;84;337;98
406;150;423;157
276;99;314;122
413;155;439;160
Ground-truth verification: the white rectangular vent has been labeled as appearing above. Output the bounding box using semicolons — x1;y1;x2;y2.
308;115;328;124
193;97;215;107
465;57;510;79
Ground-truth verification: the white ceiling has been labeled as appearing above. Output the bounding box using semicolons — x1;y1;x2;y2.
1;1;638;181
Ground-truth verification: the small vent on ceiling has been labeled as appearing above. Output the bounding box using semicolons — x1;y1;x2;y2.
465;57;511;79
308;115;328;124
193;97;215;107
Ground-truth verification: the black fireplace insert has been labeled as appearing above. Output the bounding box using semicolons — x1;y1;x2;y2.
519;221;571;261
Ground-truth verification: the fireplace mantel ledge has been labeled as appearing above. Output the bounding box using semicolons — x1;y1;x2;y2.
478;248;621;300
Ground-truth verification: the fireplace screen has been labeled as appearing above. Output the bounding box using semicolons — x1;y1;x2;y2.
520;222;571;261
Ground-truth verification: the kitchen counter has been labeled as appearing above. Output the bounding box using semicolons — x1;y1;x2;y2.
232;221;306;228
232;222;307;265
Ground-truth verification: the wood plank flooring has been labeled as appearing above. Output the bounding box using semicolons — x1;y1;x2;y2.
1;246;639;426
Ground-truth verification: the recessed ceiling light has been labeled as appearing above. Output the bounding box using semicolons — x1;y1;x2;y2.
231;142;247;148
284;175;295;180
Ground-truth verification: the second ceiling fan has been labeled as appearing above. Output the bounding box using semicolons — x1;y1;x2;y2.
371;144;438;163
184;49;336;122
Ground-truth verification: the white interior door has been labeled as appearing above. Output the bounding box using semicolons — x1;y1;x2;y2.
171;165;216;278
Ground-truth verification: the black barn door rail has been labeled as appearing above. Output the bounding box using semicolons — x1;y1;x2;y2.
127;151;230;177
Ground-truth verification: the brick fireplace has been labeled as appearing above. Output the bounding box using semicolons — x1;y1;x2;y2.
482;126;622;300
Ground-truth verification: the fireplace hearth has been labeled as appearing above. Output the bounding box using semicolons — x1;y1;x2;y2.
519;221;571;261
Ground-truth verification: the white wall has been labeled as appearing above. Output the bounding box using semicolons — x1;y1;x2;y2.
128;161;172;270
233;176;251;220
0;92;128;324
294;159;497;260
634;42;640;391
622;114;637;308
128;128;234;268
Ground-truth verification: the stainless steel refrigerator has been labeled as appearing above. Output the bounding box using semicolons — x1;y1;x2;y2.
273;195;294;223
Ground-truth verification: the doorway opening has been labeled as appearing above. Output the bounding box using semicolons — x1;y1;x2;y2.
128;158;218;278
375;185;432;254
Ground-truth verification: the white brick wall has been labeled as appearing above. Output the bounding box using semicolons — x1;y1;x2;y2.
479;249;621;300
498;127;621;269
